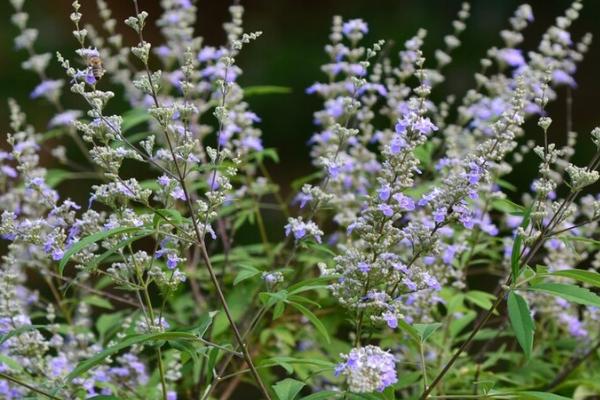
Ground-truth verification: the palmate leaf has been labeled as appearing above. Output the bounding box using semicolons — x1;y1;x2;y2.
66;332;204;381
529;282;600;307
59;226;143;275
507;291;534;358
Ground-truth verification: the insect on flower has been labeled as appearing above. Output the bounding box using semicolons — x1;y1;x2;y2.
86;54;105;80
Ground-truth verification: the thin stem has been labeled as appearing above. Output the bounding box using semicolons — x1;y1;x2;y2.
545;340;600;390
129;2;271;397
420;341;428;391
0;372;61;400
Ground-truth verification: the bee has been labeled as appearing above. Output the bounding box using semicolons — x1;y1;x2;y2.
87;55;105;80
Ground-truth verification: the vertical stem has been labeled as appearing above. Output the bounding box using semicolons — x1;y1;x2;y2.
420;341;428;391
129;2;271;397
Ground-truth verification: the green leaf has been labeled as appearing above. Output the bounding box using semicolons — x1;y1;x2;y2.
251;148;280;164
83;295;114;310
397;319;420;344
153;208;184;228
192;311;216;338
234;265;261;286
260;356;334;373
393;370;421;390
87;396;123;400
496;179;518;192
511;391;572;400
86;230;153;271
465;290;496;310
0;325;45;345
413;141;435;167
59;226;141;275
244;85;292;97
511;203;532;280
67;332;203;381
413;323;442;342
273;301;286;320
529;283;600;307
300;391;341;400
507;291;534;358
121;108;150;132
287;277;332;295
45;169;75;188
289;302;330;344
273;378;305;400
491;198;523;214
291;171;323;191
0;354;24;372
96;312;124;343
549;269;600;288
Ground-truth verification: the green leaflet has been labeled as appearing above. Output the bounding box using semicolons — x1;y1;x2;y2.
59;226;143;275
244;85;292;96
272;378;305;400
549;269;600;288
66;332;204;381
288;302;330;344
507;291;534;358
529;282;600;307
121;108;151;132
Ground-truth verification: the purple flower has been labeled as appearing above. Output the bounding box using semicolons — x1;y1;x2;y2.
85;72;97;85
325;97;345;118
433;207;446;223
423;273;441;291
241;136;263;151
466;162;484;185
342;19;368;37
390;134;407;154
166;253;179;269
383;312;398;329
171;187;186;201
357;262;370;273
30;80;63;99
552;70;576;87
158;175;171;186
295;192;313;208
1;165;17;178
378;185;391;201
418;188;440;206
48;110;82;128
337;346;397;393
379;204;394;217
392;193;415;211
402;277;417;291
498;48;525;67
395;118;409;134
413;117;438;135
167;391;178;400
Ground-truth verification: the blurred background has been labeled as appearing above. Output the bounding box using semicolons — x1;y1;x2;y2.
1;0;599;199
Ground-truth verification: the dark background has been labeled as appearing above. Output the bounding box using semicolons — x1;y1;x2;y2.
1;0;599;195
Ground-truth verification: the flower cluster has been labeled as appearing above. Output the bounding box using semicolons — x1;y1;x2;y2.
335;346;397;393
